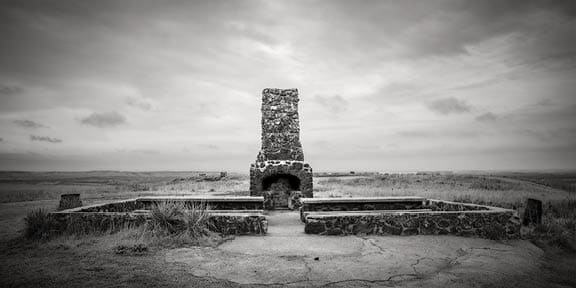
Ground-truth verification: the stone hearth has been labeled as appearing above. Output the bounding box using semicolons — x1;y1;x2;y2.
250;88;313;209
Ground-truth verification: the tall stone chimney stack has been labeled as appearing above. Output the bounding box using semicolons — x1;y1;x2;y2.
250;88;313;208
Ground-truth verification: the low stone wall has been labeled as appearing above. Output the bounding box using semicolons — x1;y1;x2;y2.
300;197;427;221
48;211;148;234
304;210;520;239
208;213;268;235
48;211;268;235
48;196;268;235
72;199;144;213
427;199;489;211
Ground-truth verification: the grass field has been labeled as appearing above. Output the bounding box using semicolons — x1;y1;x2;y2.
0;170;575;287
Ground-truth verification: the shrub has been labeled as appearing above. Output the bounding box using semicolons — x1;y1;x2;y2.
146;201;211;238
24;208;57;240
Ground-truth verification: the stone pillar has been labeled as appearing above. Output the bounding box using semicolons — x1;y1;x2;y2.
58;193;83;211
250;88;313;207
522;198;542;226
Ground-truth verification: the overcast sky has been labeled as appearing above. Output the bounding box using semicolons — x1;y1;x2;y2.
0;0;575;172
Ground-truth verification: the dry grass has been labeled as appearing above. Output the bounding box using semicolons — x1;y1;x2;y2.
0;172;249;205
23;208;57;240
314;174;573;207
147;201;212;236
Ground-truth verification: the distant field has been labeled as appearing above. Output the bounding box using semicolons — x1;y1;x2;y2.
498;172;576;193
0;170;574;206
0;171;248;204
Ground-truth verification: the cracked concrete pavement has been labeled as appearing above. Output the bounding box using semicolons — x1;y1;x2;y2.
165;211;549;287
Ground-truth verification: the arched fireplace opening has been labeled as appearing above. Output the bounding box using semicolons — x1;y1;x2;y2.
262;174;301;191
261;173;301;209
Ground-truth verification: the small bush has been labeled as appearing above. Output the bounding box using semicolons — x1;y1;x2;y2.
147;201;211;238
24;208;57;240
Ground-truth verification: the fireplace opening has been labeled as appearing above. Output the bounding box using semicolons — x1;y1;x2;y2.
262;174;301;191
261;173;301;209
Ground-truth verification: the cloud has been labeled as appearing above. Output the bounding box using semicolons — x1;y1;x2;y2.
30;135;62;143
397;131;434;138
0;138;3;142
80;111;126;128
0;84;23;96
475;112;498;122
536;98;554;107
426;97;472;115
13;119;47;128
198;144;219;150
115;148;159;154
126;96;153;111
314;95;348;113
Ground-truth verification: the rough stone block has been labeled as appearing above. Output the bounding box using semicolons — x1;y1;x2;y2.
522;198;542;226
58;194;83;211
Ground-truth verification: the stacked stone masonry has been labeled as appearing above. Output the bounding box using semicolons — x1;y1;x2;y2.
250;88;313;206
302;199;521;239
48;197;268;235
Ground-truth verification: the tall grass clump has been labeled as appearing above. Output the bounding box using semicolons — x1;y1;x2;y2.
24;208;57;240
147;201;212;239
534;198;576;252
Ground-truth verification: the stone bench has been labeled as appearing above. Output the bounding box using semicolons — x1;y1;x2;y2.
300;196;427;221
136;196;265;210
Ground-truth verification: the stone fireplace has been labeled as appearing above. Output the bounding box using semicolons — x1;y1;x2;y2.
250;88;313;209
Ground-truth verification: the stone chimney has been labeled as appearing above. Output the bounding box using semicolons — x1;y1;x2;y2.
250;88;313;208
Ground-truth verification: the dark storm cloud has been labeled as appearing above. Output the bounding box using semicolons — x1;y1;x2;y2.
13;119;47;128
30;135;62;143
475;112;498;122
426;97;472;115
80;111;126;128
314;95;348;113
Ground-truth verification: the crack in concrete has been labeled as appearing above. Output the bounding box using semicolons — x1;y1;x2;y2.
302;258;312;282
314;274;421;287
358;237;387;255
411;256;425;274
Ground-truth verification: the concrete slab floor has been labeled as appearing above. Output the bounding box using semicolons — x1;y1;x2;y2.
165;211;549;287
